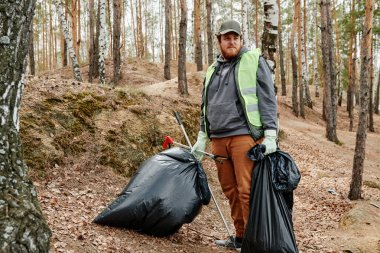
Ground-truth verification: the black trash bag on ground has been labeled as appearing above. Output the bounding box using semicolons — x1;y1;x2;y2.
242;145;299;253
93;147;211;237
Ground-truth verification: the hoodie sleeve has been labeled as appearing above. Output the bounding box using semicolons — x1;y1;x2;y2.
256;56;278;130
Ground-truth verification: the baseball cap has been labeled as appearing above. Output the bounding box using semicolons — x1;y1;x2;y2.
216;20;242;36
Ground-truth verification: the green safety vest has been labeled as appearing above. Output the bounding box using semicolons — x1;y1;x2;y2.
203;48;264;140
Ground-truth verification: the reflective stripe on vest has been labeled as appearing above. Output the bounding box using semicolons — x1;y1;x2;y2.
203;49;262;137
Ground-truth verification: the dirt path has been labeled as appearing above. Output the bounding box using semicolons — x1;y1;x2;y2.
28;67;380;253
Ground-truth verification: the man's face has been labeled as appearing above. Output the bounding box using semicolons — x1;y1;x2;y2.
219;32;242;60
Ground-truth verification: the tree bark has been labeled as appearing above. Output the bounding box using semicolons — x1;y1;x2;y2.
98;0;107;84
242;0;251;47
29;21;36;76
113;0;122;84
291;1;299;116
313;2;320;98
194;0;203;71
375;67;380;114
54;0;82;81
277;0;286;96
206;0;214;66
164;0;171;79
368;43;374;132
320;0;338;143
0;0;51;251
347;0;356;131
178;0;188;95
261;0;278;74
296;0;304;118
349;0;374;200
255;0;259;47
89;0;96;82
303;0;312;108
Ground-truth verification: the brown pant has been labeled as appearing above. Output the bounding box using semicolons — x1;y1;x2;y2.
211;135;260;238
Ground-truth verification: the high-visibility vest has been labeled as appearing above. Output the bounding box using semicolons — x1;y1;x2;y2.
203;48;264;140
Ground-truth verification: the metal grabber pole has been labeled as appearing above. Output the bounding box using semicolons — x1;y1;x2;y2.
173;112;233;241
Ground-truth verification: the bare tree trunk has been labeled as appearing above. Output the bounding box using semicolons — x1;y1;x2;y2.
130;0;138;57
206;0;214;66
113;0;122;84
348;0;374;200
242;0;251;47
89;0;95;82
194;0;203;71
99;0;107;84
296;0;304;118
29;21;36;75
314;2;320;98
347;0;356;131
178;0;188;95
332;0;342;106
255;0;259;47
320;0;338;143
368;43;374;132
164;0;171;79
375;67;380;114
303;0;312;108
0;0;52;251
54;0;83;81
291;18;299;117
277;0;286;96
261;0;278;74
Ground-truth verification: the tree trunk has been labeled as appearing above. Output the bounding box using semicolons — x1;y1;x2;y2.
291;13;299;117
164;0;171;79
296;0;304;118
99;0;107;84
277;0;286;96
255;0;259;47
314;2;320;98
29;21;36;75
303;0;312;108
89;0;96;82
242;0;251;47
70;0;78;60
348;0;374;200
320;0;338;143
130;0;138;57
347;0;356;131
368;43;374;132
194;0;203;71
54;0;82;81
261;0;278;74
206;0;213;66
178;0;188;95
0;0;51;251
375;67;380;114
332;0;342;107
113;0;122;84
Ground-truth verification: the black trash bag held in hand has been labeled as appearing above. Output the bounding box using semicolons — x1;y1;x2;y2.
242;145;299;253
93;147;211;237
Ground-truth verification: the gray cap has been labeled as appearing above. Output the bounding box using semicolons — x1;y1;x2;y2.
216;20;242;36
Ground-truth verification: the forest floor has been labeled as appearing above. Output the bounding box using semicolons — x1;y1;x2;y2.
21;59;380;253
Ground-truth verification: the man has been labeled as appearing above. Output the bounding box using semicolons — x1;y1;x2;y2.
191;19;278;250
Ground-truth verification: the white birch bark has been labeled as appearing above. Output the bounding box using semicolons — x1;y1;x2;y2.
53;0;82;82
99;0;107;84
242;0;252;48
262;0;279;71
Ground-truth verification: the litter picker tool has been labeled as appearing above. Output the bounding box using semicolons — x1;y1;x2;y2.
172;111;234;241
162;135;228;163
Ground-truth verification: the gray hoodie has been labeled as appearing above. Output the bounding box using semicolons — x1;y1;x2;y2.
200;46;277;139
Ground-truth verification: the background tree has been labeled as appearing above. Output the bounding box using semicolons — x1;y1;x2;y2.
113;0;122;84
99;0;107;84
178;0;188;94
206;0;213;66
277;0;286;96
54;0;82;81
349;0;374;200
194;0;203;71
88;0;96;82
164;0;171;79
320;0;339;143
291;1;299;116
0;0;51;251
29;21;36;76
261;0;278;71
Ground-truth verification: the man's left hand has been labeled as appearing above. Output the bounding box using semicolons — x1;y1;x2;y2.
262;129;277;155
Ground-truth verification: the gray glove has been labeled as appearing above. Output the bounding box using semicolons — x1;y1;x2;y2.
262;129;277;155
191;131;207;161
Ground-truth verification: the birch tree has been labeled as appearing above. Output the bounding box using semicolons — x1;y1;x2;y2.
242;0;251;47
54;0;83;81
178;0;188;94
349;0;374;200
0;0;51;251
261;0;278;73
98;0;107;84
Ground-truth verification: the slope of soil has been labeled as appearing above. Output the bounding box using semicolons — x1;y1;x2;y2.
20;60;380;253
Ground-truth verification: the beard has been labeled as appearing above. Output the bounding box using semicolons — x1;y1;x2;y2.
220;46;241;60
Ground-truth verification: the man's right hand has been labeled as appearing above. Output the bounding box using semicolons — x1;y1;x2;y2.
191;131;208;161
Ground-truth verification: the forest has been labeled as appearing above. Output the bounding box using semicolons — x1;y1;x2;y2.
0;0;379;252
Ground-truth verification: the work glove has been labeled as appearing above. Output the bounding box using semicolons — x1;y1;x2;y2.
262;129;277;155
191;131;208;161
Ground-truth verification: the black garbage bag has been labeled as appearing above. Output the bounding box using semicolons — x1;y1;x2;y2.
242;145;299;253
93;147;211;237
